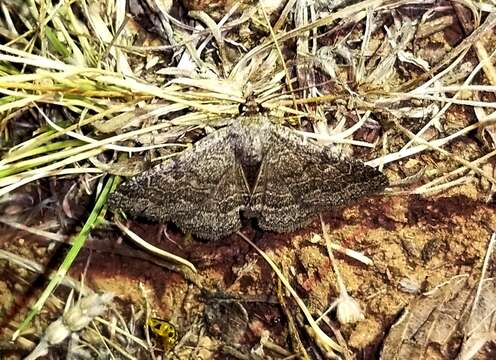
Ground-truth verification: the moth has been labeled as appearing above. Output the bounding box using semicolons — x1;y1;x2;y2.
109;115;388;239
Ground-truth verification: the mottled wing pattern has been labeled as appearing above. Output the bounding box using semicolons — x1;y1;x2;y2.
250;123;389;233
108;127;249;239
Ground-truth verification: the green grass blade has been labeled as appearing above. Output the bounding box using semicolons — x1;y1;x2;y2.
11;176;116;341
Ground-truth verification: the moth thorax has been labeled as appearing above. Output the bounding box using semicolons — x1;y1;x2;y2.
235;134;263;191
235;133;263;166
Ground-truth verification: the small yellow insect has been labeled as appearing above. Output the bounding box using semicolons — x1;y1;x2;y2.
147;317;178;351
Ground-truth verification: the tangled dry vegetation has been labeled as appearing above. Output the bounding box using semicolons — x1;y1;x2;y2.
1;0;496;359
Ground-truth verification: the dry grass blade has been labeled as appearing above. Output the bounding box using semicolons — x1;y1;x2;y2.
320;216;364;326
391;118;496;186
114;220;197;273
468;233;496;323
237;231;344;357
0;218;66;242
